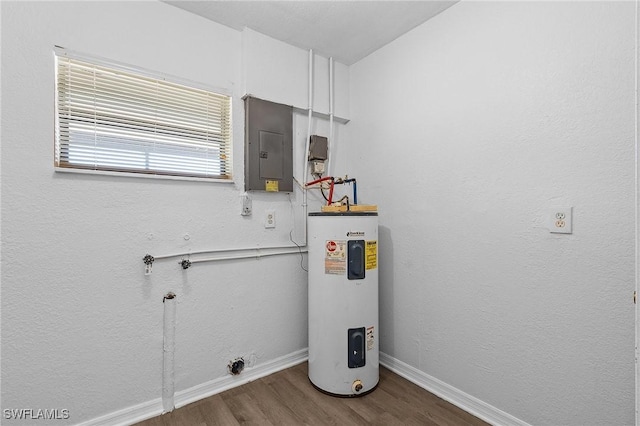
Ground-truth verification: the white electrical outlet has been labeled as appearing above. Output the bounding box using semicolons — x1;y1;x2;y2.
240;193;252;216
265;210;276;228
549;207;572;234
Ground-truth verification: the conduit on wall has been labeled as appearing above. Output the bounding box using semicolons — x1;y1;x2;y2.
634;0;639;421
327;57;334;177
162;292;176;413
302;49;314;246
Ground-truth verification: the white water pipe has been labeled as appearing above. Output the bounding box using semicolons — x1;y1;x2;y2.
150;245;303;261
634;0;639;420
302;49;314;245
162;292;176;413
144;246;307;274
328;57;335;177
187;246;307;265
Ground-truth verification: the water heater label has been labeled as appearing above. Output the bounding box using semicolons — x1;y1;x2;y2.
365;241;377;270
367;326;374;351
325;240;346;275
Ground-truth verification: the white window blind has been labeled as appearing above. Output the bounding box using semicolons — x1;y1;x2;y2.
55;53;232;180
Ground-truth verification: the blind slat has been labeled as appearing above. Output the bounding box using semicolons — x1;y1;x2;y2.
55;54;232;180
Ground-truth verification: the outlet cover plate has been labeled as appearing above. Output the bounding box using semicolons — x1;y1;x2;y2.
549;207;572;234
265;210;276;228
240;193;252;216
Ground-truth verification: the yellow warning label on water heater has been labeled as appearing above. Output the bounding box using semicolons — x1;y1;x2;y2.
265;180;279;192
365;240;377;270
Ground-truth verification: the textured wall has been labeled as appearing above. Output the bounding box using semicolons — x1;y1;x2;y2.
344;2;636;425
242;27;350;118
2;1;636;425
0;1;340;424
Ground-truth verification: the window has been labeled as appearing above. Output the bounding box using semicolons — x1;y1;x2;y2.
55;50;232;181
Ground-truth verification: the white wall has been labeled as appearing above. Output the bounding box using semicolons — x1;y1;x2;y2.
345;1;636;425
0;1;346;424
3;1;635;425
242;27;350;118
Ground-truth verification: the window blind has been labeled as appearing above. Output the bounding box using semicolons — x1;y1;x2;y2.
55;54;232;180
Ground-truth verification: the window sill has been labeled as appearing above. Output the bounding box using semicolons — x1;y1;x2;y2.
54;167;235;184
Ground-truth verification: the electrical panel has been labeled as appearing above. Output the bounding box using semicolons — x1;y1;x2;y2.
244;96;293;192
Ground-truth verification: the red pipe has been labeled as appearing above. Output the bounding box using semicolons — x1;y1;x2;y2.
305;176;335;205
305;176;332;186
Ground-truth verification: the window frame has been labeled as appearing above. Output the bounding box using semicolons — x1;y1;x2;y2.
54;47;234;183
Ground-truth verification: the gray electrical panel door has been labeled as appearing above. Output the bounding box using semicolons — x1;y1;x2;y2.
244;96;293;192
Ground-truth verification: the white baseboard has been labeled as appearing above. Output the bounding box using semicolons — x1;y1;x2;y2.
79;349;528;426
379;352;530;426
174;348;308;409
78;348;308;426
76;398;163;426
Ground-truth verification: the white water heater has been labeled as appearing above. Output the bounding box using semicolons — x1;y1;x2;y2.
308;212;379;396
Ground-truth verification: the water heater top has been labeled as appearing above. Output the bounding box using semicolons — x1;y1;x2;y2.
309;212;378;217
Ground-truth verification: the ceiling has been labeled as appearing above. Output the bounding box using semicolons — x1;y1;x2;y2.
163;1;458;65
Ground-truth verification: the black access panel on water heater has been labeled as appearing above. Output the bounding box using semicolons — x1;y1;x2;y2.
244;96;293;192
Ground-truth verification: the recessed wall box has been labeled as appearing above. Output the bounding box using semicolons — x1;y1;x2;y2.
244;96;293;192
308;135;328;161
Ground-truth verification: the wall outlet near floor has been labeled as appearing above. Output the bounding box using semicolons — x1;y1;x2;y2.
549;207;572;234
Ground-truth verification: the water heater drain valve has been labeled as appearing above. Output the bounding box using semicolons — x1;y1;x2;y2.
352;379;363;393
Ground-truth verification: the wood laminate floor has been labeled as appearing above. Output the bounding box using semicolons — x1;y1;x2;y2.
135;362;489;426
